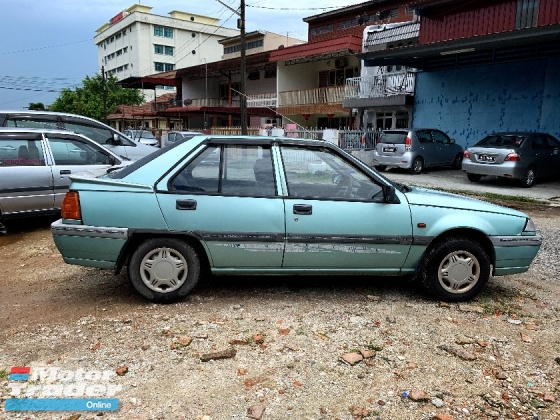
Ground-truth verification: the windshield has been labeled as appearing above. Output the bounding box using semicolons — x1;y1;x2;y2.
380;132;407;144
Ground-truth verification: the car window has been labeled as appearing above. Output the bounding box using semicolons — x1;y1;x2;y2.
170;145;275;197
416;131;432;144
531;136;545;150
0;136;45;167
63;120;135;147
545;135;560;149
432;130;450;144
47;136;113;166
280;146;382;200
167;133;175;143
380;132;407;144
4;116;61;130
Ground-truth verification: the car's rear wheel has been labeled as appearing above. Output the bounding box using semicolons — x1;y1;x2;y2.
129;238;200;303
409;157;424;174
375;165;387;172
421;238;490;301
467;173;481;182
451;153;463;170
520;167;536;188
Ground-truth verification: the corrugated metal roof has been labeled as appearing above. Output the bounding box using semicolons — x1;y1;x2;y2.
364;21;420;47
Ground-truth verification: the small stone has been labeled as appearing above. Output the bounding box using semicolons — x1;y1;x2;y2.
507;318;522;325
431;398;444;408
409;389;429;401
359;349;376;359
476;339;487;347
247;404;265;420
141;345;150;351
495;371;508;380
458;304;484;313
200;347;237;362
252;335;264;344
520;332;532;343
544;394;555;402
278;328;290;335
340;352;363;366
439;302;451;308
386;315;396;323
433;415;457;420
229;338;249;345
438;344;477;361
116;366;128;376
455;335;474;345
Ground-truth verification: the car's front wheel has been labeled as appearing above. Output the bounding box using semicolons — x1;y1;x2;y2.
409;157;424;174
421;238;490;301
467;173;481;182
129;238;200;303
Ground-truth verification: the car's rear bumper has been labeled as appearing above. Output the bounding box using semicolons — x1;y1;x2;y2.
372;151;412;168
51;219;127;269
462;160;527;179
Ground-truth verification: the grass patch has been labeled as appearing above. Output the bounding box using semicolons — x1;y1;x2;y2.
434;188;548;205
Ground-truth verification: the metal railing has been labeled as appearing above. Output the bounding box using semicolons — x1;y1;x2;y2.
246;92;277;108
279;86;345;106
338;129;382;150
344;72;416;99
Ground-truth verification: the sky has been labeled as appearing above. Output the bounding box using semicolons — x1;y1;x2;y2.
0;0;359;110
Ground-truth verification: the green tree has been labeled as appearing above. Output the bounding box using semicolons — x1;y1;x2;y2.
50;73;144;122
28;102;46;110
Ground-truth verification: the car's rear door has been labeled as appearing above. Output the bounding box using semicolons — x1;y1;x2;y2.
432;130;454;165
0;132;54;216
45;134;117;208
279;145;412;272
156;142;285;269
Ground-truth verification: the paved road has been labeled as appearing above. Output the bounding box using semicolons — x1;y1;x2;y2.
381;167;560;204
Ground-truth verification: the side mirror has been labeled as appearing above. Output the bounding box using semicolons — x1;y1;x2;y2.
450;138;455;144
112;133;121;145
382;185;397;203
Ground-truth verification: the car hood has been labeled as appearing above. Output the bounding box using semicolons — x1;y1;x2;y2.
403;186;527;218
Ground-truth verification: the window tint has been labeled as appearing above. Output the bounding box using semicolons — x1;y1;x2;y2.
280;146;382;200
380;132;407;144
546;135;560;149
432;130;450;144
477;135;525;147
48;137;112;165
416;131;432;143
0;137;45;166
170;145;275;197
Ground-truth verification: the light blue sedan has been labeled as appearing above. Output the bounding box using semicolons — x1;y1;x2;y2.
51;135;542;303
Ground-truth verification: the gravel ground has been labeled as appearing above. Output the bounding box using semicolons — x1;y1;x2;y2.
0;209;559;420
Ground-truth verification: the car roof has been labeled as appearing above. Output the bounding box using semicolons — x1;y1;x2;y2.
485;132;545;136
0;110;119;130
169;130;203;134
0;127;77;136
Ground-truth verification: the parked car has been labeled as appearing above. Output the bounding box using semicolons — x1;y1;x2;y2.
0;127;129;233
123;129;159;147
373;128;464;174
52;135;541;303
164;130;203;147
462;132;560;188
0;110;157;160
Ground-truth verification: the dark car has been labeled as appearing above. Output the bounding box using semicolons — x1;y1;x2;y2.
462;132;560;187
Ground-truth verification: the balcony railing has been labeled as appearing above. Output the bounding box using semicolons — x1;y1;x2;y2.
279;86;345;107
152;93;277;112
344;72;416;99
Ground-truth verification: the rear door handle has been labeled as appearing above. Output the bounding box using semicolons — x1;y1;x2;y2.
293;204;312;215
176;199;197;210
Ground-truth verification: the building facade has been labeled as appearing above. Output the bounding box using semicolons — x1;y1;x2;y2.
94;4;239;102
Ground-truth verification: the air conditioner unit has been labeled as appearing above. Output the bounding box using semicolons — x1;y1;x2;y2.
334;58;348;68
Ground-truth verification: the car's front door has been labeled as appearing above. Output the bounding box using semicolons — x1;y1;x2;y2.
0;132;54;216
279;145;412;272
156;143;285;270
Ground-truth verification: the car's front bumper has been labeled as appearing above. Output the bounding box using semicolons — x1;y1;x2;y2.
491;234;542;275
51;219;128;269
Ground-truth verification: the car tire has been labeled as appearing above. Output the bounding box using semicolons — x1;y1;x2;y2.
375;165;387;172
409;157;424;174
421;238;490;302
451;153;463;170
520;167;536;188
129;238;200;303
467;173;481;182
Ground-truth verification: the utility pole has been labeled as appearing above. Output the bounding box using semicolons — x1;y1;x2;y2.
217;0;247;134
101;65;107;124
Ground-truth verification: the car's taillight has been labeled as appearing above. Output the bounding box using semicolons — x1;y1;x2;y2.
504;151;520;161
405;136;412;151
61;191;82;220
463;150;470;158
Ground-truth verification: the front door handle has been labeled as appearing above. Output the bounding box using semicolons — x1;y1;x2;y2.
176;199;197;210
293;204;312;215
60;170;71;175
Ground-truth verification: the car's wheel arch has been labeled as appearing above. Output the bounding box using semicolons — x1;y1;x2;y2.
420;228;495;272
115;231;211;275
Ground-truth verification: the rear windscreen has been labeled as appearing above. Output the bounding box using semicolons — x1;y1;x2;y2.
476;135;525;147
380;132;407;144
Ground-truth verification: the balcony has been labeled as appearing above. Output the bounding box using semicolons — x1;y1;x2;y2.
279;86;345;107
152;93;277;112
343;71;416;109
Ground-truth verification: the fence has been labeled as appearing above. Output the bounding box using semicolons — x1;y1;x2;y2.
338;129;382;150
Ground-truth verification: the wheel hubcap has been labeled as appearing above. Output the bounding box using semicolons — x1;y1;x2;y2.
438;250;480;294
140;247;188;293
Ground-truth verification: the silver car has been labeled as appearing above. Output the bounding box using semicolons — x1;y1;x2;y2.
0;127;127;232
462;132;560;188
123;129;160;147
0;110;157;160
373;128;464;174
164;130;203;147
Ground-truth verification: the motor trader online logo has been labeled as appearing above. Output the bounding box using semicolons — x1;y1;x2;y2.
5;366;121;411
